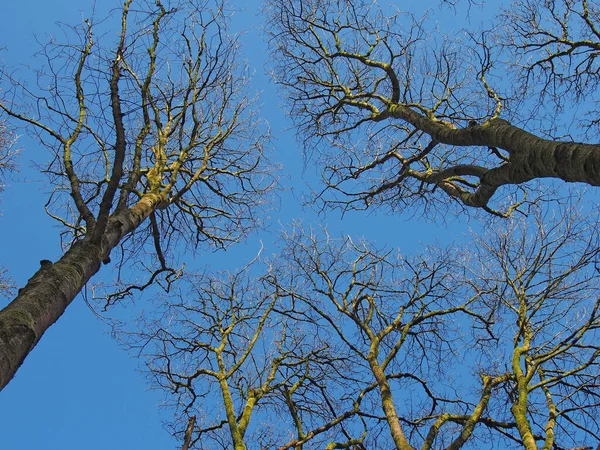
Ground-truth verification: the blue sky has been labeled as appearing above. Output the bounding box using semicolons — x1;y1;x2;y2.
0;1;486;449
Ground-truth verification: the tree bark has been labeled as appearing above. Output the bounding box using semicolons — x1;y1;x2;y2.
386;105;600;205
218;375;247;450
0;192;166;390
367;354;413;450
182;415;196;450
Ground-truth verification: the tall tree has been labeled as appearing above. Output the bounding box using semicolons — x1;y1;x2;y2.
124;265;343;450
467;208;600;449
266;0;600;216
269;229;488;449
0;0;272;390
135;209;600;448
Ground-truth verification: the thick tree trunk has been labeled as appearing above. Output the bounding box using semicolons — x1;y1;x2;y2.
0;192;166;391
386;105;600;205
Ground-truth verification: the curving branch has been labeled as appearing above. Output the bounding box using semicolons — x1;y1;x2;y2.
267;0;600;216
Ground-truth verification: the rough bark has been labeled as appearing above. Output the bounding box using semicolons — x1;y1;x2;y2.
385;105;600;206
509;309;537;450
0;192;166;390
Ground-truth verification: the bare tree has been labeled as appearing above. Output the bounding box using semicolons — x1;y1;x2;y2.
0;0;272;390
125;265;343;450
266;0;600;217
268;228;498;449
134;209;600;449
466;207;600;449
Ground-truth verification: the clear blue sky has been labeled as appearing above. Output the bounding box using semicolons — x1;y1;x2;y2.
0;1;483;449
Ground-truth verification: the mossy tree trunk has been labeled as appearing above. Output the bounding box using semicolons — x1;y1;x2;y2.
0;193;165;390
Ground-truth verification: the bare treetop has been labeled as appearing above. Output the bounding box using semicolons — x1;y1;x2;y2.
130;205;600;448
2;0;272;251
502;0;600;126
0;0;274;390
267;0;600;217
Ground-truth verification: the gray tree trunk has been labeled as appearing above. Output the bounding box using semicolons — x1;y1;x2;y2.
0;192;165;390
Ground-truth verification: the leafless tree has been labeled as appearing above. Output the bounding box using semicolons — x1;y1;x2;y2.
266;0;600;217
135;207;600;449
0;0;272;390
466;206;600;449
267;228;498;449
125;264;346;450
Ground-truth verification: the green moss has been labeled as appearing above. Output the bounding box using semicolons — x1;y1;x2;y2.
0;308;35;332
0;308;37;377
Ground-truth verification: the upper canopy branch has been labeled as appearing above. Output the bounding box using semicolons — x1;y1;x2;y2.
269;0;600;216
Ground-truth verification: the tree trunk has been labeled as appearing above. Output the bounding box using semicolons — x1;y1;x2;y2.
182;415;196;450
386;105;600;192
0;192;166;390
367;355;413;450
218;375;247;450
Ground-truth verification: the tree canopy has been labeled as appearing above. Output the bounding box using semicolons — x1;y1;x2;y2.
129;208;600;449
267;0;600;216
0;0;272;390
1;1;600;449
